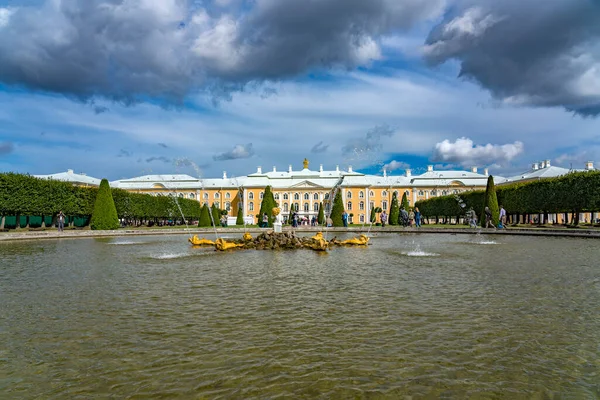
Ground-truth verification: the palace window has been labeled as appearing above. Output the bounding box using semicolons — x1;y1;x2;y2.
324;193;330;200
215;202;220;209
203;193;209;200
442;190;448;196
260;192;264;199
359;201;365;211
382;201;388;210
294;203;299;211
418;190;424;196
225;192;231;199
248;192;254;200
369;191;374;197
249;202;254;211
294;193;300;200
431;190;437;196
393;190;398;197
382;191;388;197
304;203;309;212
274;193;279;200
225;202;231;211
189;193;195;199
283;193;289;200
347;191;352;199
304;193;310;200
359;214;365;223
313;193;319;200
313;202;319;212
215;193;220;199
359;191;364;198
178;193;184;198
283;203;289;212
347;201;352;211
369;201;374;211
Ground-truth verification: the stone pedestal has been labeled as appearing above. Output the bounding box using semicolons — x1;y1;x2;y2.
273;223;282;233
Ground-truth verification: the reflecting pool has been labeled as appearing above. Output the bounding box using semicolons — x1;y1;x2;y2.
1;233;599;398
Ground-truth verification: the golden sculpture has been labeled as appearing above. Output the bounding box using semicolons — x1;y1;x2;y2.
339;234;370;246
243;232;253;241
307;232;328;251
272;207;281;216
188;235;215;246
215;237;244;251
303;158;309;169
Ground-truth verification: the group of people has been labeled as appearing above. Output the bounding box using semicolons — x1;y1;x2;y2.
379;207;421;228
467;205;507;229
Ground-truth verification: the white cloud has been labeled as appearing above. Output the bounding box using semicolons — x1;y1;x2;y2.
431;137;524;167
0;7;15;28
383;160;410;171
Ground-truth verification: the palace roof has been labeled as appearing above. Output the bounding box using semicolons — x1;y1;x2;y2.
35;169;101;186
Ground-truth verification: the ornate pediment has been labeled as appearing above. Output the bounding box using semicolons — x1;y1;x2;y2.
290;180;324;188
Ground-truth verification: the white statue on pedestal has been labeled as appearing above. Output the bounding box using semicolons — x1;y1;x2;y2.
272;207;283;233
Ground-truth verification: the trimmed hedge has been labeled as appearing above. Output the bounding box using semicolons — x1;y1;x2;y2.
0;173;202;229
415;171;600;225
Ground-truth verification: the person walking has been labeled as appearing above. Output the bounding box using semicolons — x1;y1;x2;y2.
484;206;494;229
414;207;421;227
468;208;478;228
342;210;348;228
380;210;388;228
499;205;506;228
57;211;65;232
408;209;415;227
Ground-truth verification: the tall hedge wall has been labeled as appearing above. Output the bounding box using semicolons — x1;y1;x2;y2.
415;171;600;222
0;173;202;228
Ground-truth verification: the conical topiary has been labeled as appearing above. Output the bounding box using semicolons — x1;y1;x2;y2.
198;204;211;227
480;175;499;227
317;202;325;225
90;179;120;230
211;203;220;226
370;207;376;223
330;190;344;226
389;192;399;225
236;207;244;225
401;192;410;211
258;186;277;227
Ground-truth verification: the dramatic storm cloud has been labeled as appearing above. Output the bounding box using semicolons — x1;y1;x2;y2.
423;0;600;116
0;0;444;104
431;137;524;167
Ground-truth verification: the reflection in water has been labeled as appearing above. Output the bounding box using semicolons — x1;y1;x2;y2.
1;233;599;398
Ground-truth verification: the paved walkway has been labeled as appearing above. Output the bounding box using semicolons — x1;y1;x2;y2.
2;226;600;241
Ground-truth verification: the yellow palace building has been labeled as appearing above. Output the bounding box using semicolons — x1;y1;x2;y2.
38;159;493;224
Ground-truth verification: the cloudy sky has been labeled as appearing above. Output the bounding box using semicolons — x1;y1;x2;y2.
1;0;599;180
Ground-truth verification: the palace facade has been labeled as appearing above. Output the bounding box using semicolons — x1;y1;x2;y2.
37;159;494;224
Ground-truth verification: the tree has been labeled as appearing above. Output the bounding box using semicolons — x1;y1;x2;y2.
401;192;410;211
389;192;399;225
317;202;325;225
211;203;221;226
288;204;294;225
370;207;376;223
481;175;499;227
236;207;244;225
90;179;120;230
330;190;344;226
198;204;211;227
258;186;277;227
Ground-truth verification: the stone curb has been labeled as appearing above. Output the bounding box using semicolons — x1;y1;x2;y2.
1;226;599;242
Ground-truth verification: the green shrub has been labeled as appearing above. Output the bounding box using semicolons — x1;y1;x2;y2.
198;204;211;227
90;179;120;230
330;190;344;226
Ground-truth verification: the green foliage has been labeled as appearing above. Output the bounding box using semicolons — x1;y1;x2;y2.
389;192;399;225
211;203;220;226
236;208;244;225
480;175;499;227
401;192;410;211
258;186;277;227
288;203;295;224
90;179;120;230
415;171;600;226
370;207;376;223
330;190;344;226
198;204;211;227
317;202;325;225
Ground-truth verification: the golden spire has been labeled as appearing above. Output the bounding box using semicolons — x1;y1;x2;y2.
303;158;309;169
